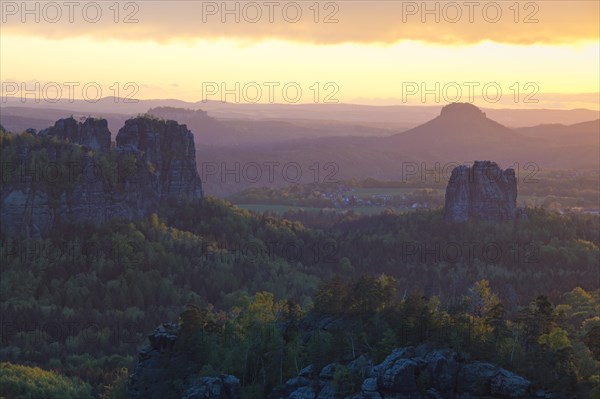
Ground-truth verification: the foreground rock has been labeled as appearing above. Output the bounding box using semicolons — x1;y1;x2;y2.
128;324;535;399
444;161;517;222
271;345;531;399
128;323;240;399
1;116;203;237
181;375;241;399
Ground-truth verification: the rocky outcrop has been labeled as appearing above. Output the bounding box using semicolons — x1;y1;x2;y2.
458;362;531;398
271;345;532;399
39;117;111;152
181;375;241;399
116;117;203;200
0;116;203;238
444;161;517;222
126;322;536;399
128;323;240;399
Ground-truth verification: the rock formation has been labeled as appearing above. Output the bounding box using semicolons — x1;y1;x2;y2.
0;116;203;238
271;346;531;399
116;117;203;201
39;117;111;152
444;161;517;222
128;323;240;399
127;323;534;399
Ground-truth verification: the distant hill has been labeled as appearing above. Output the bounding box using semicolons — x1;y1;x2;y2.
146;107;238;145
517;119;600;146
382;103;533;162
0;106;130;135
3;103;598;197
198;104;600;196
2;97;598;127
147;106;399;146
0;114;55;133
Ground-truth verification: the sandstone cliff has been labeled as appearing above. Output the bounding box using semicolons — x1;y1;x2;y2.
39;116;111;153
444;161;517;223
116;117;203;201
0;116;203;238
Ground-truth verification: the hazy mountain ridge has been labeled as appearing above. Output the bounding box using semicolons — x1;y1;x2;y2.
145;106;398;146
198;104;599;196
517;119;600;144
3;103;598;199
2;97;598;127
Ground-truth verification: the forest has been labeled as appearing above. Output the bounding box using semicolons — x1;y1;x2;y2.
1;194;599;398
0;128;599;398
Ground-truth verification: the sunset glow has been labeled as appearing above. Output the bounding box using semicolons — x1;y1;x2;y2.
1;1;598;108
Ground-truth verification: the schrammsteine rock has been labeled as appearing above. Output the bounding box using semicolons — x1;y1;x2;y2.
0;116;203;237
444;161;517;222
39;116;111;152
116;117;203;201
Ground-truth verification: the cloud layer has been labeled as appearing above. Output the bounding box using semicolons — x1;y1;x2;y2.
1;1;598;45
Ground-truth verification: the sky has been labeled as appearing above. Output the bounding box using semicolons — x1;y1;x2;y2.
1;0;598;109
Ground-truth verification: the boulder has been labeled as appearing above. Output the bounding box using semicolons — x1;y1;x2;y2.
457;361;499;395
319;363;338;380
422;349;459;398
458;362;531;397
182;375;241;399
316;382;337;399
348;355;374;379
377;359;418;393
289;386;316;399
286;377;311;389
425;389;444;399
299;365;317;378
490;368;530;398
372;348;415;376
361;378;378;393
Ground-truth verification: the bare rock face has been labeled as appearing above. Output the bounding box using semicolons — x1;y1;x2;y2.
39;117;111;152
444;161;517;222
116;117;203;200
0;116;203;238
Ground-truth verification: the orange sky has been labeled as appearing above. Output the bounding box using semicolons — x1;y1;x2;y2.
1;1;598;108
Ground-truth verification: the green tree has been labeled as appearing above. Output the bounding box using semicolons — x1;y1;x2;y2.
0;362;93;399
